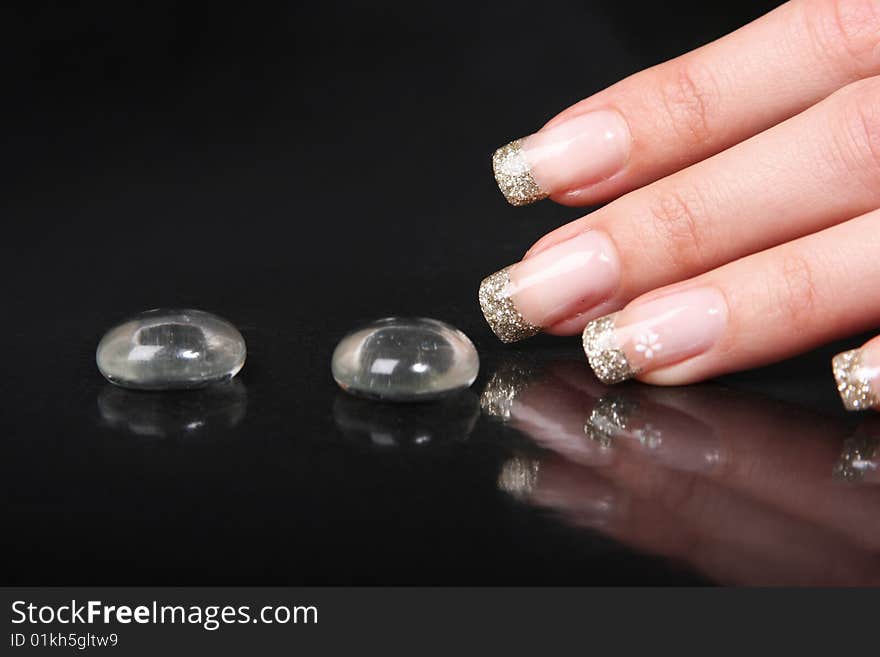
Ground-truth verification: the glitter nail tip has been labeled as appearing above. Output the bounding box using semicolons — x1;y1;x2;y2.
582;313;636;385
491;139;548;207
478;266;541;343
832;349;879;411
96;309;247;390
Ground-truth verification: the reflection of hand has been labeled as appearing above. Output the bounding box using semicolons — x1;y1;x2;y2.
477;0;880;404
486;360;880;585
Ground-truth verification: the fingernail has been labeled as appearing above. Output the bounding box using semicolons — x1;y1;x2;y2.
478;230;620;343
492;109;631;207
582;287;728;384
832;347;880;411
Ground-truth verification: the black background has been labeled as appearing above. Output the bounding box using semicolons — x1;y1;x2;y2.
4;0;874;585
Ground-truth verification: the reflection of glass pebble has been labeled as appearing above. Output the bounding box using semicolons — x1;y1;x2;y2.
97;309;246;390
331;317;479;401
98;380;247;439
332;389;479;447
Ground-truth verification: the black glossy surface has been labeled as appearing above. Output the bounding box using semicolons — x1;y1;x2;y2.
4;0;880;585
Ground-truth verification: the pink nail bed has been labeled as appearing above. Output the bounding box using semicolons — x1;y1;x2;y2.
524;109;632;192
583;287;728;384
509;230;620;328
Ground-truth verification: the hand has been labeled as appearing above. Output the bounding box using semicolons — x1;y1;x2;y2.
477;0;880;410
484;358;880;585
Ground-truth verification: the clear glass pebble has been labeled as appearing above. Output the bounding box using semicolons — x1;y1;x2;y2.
96;309;246;390
331;317;479;401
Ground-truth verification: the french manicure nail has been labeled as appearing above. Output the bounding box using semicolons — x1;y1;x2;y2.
832;347;880;411
478;230;620;343
492;109;631;207
582;287;728;384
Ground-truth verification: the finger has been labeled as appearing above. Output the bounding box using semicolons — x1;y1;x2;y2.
480;77;880;342
491;0;880;207
580;206;880;386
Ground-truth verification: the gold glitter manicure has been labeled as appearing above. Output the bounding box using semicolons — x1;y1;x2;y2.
478;266;541;343
832;349;879;411
492;139;548;207
582;314;636;385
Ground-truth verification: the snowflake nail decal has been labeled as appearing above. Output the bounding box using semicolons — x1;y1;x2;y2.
634;331;663;359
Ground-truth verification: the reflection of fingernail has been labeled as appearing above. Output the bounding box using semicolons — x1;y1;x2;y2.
530;462;621;528
632;424;725;473
497;456;541;498
583;395;637;449
585;393;724;473
832;348;880;411
624;411;723;474
479;230;620;343
480;360;541;421
492;110;632;207
833;428;880;482
582;287;727;384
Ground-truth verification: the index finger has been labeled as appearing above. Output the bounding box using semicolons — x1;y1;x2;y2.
493;0;880;207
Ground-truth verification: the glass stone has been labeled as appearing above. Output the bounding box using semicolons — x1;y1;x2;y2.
96;309;246;390
331;317;479;401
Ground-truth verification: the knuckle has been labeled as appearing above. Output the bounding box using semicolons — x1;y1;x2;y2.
773;253;823;327
802;0;880;76
646;187;713;271
656;60;719;148
819;78;880;187
839;78;880;177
